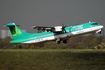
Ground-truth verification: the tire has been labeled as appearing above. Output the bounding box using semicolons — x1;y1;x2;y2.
56;41;61;44
63;40;67;44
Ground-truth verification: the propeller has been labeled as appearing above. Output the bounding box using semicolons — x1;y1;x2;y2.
62;22;67;33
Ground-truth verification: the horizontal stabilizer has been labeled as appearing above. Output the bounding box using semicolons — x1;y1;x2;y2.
3;24;20;27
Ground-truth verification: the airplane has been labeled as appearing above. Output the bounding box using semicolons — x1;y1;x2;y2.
4;21;104;44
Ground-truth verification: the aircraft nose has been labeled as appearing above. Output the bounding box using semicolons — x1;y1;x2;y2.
101;25;104;29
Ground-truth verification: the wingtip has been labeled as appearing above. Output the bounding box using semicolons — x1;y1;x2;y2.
32;26;36;29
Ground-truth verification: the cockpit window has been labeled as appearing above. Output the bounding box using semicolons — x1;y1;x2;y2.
91;23;98;25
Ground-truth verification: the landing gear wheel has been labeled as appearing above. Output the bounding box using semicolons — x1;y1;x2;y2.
99;31;101;34
63;40;67;44
56;37;61;44
57;41;61;44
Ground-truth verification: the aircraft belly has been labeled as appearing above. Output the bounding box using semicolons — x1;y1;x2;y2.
22;36;55;44
47;36;55;40
54;33;71;39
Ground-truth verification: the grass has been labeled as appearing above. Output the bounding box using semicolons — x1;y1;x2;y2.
0;49;105;70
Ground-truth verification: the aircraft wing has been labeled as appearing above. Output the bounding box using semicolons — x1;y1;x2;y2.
33;26;55;32
33;26;65;32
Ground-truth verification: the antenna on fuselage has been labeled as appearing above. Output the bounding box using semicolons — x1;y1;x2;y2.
75;20;80;25
89;21;91;23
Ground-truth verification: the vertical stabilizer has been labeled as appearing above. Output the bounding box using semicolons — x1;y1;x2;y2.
7;23;27;40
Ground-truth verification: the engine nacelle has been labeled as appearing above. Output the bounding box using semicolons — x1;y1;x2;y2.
54;26;63;32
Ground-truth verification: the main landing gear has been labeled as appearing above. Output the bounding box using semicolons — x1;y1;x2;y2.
63;40;67;44
56;38;67;44
56;38;61;44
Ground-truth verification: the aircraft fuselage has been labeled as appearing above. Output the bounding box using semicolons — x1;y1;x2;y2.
8;22;103;44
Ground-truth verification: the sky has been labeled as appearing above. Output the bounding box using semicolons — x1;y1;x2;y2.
0;0;105;33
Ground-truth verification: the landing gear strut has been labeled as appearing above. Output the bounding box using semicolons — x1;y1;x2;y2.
56;38;61;44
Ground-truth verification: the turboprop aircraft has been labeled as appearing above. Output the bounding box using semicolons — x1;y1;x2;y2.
4;21;103;44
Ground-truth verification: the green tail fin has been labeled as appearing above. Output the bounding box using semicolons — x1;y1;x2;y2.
7;23;27;40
